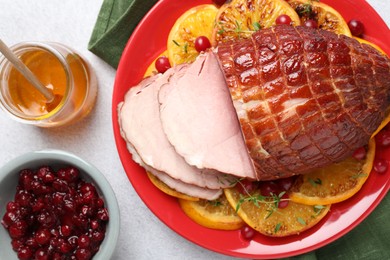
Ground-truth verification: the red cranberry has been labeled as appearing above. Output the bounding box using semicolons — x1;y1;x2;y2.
90;220;100;230
276;176;296;191
19;169;34;190
352;146;367;160
78;234;91;248
35;248;49;260
212;0;227;6
17;246;33;260
75;248;92;260
259;181;280;196
58;167;80;183
236;179;259;194
6;201;20;212
97;208;109;222
240;225;256;241
15;190;33;207
37;166;53;179
276;15;292;25
9;220;28;239
2;211;18;227
91;230;105;242
194;36;211;52
60;224;72;237
304;19;318;28
373;159;388;174
375;130;390;147
278;193;290;209
35;229;51;245
59;241;73;253
348;19;364;36
25;236;39;249
11;238;24;251
155;56;171;74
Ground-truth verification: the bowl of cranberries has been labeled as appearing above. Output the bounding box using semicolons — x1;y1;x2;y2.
0;150;120;260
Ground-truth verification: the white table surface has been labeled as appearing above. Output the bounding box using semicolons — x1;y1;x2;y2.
0;1;389;259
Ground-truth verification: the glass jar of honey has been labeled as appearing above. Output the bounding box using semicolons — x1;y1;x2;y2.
0;42;97;127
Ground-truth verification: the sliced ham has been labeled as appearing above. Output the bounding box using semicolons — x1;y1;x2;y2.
158;52;256;179
118;65;235;198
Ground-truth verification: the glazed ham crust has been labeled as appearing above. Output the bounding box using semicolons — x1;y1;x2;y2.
216;25;390;180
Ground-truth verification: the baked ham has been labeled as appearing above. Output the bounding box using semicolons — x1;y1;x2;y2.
118;25;390;196
216;25;390;180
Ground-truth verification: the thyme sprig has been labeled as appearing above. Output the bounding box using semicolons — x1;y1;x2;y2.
217;20;262;37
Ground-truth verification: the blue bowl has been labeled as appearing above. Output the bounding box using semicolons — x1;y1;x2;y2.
0;149;120;259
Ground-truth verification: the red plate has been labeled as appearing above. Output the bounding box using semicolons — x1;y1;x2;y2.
112;0;390;258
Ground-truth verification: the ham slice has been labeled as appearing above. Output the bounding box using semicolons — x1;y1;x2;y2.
159;52;256;179
118;65;235;199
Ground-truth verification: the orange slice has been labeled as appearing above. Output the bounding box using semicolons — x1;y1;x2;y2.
143;50;168;77
288;0;351;36
288;138;376;205
224;187;330;236
167;4;218;66
146;172;199;201
179;194;244;230
212;0;301;44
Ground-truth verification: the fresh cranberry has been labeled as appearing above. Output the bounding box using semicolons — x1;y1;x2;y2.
240;225;256;241
2;211;18;227
6;201;20;212
352;146;367;160
11;239;24;251
17;246;33;260
37;166;53;179
78;234;91;248
75;248;92;260
304;19;318;28
276;15;292;25
97;208;109;222
34;248;49;260
212;0;227;6
60;224;72;237
15;190;33;207
59;241;73;253
259;181;280;196
58;166;79;183
91;230;105;242
373;159;388;174
194;36;211;52
155;56;171;74
375;130;390;147
9;220;28;239
348;19;364;36
276;176;296;191
35;229;51;245
278;193;290;209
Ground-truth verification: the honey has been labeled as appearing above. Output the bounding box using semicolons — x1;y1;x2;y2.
0;42;97;127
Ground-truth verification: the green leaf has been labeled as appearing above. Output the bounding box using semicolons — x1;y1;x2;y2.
274;223;282;233
297;217;307;225
253;22;261;31
172;40;180;47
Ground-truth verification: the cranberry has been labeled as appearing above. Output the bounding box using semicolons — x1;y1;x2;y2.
17;246;33;260
212;0;227;6
59;241;73;253
278;193;290;209
7;201;20;212
35;229;51;245
276;15;292;25
236;179;259;194
58;166;80;183
37;166;53;179
240;225;256;241
304;19;318;29
348;19;364;36
91;230;105;242
2;211;18;227
11;239;24;251
373;159;388;174
78;234;91;248
352;146;367;160
15;190;33;207
75;248;92;260
375;130;390;147
194;36;211;52
276;176;296;191
9;220;28;239
42;172;55;184
97;208;109;222
60;224;72;237
90;220;100;230
35;248;49;260
259;181;280;196
155;56;171;74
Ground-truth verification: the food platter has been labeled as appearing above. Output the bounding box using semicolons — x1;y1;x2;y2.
112;0;390;258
